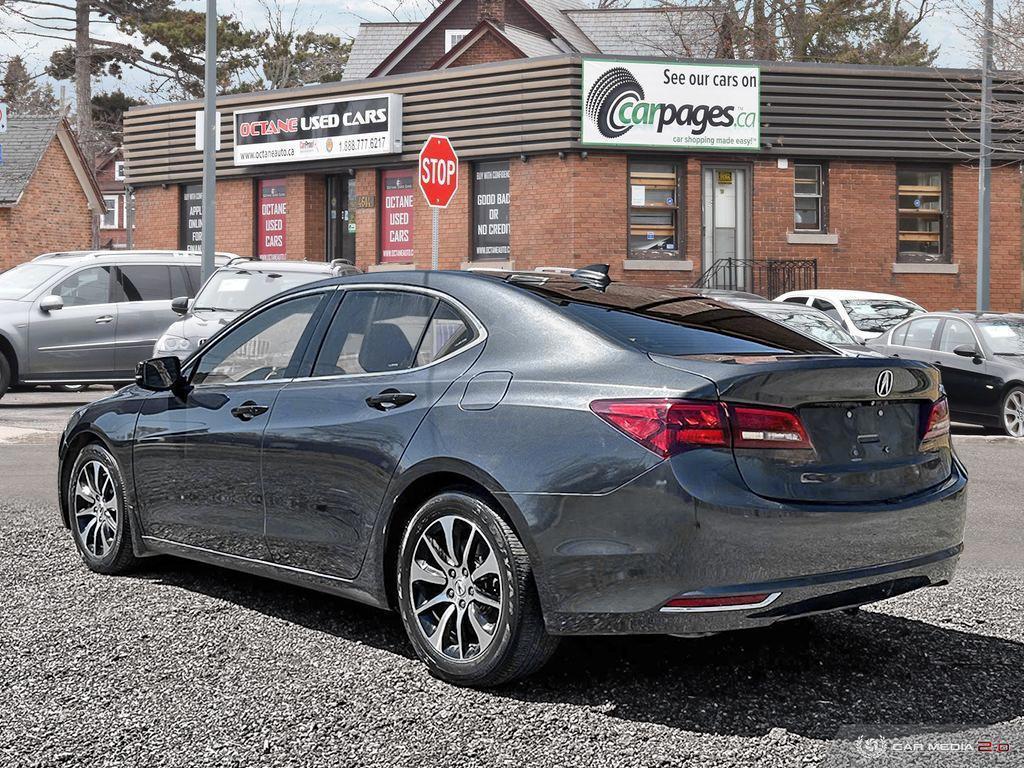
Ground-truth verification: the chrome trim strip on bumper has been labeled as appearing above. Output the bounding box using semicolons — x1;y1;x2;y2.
659;592;782;613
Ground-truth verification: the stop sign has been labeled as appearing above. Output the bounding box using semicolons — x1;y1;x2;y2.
418;135;459;208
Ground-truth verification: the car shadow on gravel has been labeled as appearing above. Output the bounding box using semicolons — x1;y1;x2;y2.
508;612;1024;739
132;560;1024;740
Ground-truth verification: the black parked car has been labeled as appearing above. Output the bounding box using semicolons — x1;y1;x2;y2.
59;269;966;686
868;311;1024;437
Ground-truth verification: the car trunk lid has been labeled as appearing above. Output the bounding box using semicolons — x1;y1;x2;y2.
650;353;951;503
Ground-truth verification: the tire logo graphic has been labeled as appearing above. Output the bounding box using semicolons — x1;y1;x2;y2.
875;369;894;398
585;67;644;139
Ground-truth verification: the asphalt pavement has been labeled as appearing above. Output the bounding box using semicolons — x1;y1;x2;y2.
2;390;1022;767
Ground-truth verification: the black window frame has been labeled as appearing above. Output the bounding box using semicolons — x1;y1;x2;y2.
793;162;827;233
896;165;952;264
628;158;683;260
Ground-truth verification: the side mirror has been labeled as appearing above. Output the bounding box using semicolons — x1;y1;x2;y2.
952;344;979;358
39;295;64;313
135;356;184;392
171;296;191;315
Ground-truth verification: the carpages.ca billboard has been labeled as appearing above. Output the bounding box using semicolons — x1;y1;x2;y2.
581;59;760;151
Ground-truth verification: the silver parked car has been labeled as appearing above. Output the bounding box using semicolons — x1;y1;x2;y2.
0;250;233;398
154;258;361;360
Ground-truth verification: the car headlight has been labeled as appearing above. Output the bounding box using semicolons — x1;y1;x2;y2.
154;335;193;356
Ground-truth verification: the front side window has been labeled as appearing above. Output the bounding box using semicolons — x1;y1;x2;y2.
314;290;438;376
193;294;323;385
794;164;823;231
629;161;680;258
938;319;977;353
101;195;119;229
53;267;112;307
117;265;173;302
897;168;948;263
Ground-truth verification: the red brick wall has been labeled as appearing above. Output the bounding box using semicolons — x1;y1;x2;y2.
0;139;94;269
447;31;521;67
354;169;378;266
134;179;254;256
133;185;179;250
285;174;325;260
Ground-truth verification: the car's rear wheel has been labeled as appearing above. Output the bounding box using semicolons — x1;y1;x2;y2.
397;491;558;687
0;353;11;399
1002;387;1024;438
66;443;137;574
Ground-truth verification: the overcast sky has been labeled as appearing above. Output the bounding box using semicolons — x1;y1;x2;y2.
0;0;976;106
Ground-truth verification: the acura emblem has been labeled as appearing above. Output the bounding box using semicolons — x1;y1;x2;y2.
875;369;894;398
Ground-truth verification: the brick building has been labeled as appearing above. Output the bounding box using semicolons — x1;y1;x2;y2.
0;116;104;269
123;0;1024;311
95;147;132;249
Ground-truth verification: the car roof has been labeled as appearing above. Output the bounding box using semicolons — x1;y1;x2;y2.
219;259;355;274
906;310;1024;321
732;298;819;312
33;250;237;265
778;289;914;302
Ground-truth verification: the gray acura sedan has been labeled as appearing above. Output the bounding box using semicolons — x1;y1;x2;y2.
58;267;966;686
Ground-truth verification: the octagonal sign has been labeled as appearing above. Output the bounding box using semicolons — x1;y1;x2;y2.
418;135;459;208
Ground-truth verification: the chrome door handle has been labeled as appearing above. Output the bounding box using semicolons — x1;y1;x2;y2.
94;315;114;324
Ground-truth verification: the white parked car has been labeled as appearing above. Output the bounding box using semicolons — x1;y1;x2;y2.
774;289;925;342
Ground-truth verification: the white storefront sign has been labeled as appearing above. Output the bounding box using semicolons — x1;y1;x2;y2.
581;59;760;151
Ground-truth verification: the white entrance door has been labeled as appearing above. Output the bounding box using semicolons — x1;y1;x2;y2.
702;167;750;289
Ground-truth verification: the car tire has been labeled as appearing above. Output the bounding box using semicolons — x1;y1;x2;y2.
52;384;88;392
66;443;137;574
0;353;10;399
1002;386;1024;438
397;491;559;687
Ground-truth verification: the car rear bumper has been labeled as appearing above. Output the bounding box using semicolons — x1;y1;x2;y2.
509;449;967;636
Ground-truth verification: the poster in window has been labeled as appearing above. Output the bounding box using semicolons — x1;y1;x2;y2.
380;169;414;263
179;183;203;252
473;161;510;260
257;179;288;260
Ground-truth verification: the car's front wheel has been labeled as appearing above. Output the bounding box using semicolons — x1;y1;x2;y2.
1002;387;1024;438
66;443;137;574
0;353;11;399
397;491;558;686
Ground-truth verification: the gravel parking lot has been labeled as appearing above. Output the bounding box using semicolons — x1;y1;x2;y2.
2;391;1022;767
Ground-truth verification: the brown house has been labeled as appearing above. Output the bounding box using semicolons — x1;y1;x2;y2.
94;147;132;249
0;116;104;270
124;0;1024;312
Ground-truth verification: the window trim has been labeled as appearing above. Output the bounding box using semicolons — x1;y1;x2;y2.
113;161;126;181
299;285;487;382
628;157;683;260
793;162;826;233
100;194;120;229
896;164;952;264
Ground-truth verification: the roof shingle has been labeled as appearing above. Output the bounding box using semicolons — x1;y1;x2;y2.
343;22;421;81
0;116;61;206
566;7;718;58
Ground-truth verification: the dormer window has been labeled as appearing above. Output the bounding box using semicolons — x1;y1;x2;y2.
114;161;126;181
445;29;471;52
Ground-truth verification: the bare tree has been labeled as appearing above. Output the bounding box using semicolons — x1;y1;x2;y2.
256;0;350;89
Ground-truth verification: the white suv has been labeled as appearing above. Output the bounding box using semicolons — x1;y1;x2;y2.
774;289;925;343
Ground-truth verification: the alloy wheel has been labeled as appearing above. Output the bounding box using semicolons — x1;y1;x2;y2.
408;514;503;662
1005;390;1024;438
73;460;119;558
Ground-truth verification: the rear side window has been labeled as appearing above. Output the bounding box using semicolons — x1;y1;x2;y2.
904;317;941;349
416;303;473;366
117;265;173;302
314;290;438;376
890;322;910;345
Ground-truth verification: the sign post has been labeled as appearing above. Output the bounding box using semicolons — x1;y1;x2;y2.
418;135;459;270
0;102;8;134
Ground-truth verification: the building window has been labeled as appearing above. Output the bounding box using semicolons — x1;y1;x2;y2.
897;167;948;263
794;163;824;231
100;195;119;229
113;161;126;181
629;160;680;259
445;29;471;52
380;169;415;263
472;160;510;261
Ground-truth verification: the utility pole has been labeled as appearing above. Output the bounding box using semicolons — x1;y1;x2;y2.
977;0;994;312
201;0;217;283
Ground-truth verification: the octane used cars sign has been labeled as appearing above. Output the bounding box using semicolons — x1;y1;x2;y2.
581;58;760;151
233;93;402;166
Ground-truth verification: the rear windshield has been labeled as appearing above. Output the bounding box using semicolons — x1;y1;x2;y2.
0;263;65;300
192;268;326;312
758;307;857;346
518;282;835;356
842;299;922;333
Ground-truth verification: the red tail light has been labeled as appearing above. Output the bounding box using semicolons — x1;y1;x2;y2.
589;399;728;458
730;405;813;450
920;397;950;445
591;399;814;457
